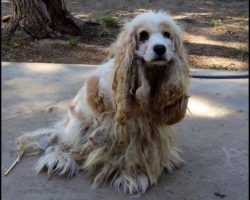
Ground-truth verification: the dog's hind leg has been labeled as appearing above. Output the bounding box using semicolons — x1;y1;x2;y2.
34;144;78;177
5;127;61;175
17;128;59;156
7;84;96;176
15;124;80;177
15;112;84;177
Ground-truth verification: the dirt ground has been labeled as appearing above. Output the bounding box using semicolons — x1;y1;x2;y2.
1;0;249;70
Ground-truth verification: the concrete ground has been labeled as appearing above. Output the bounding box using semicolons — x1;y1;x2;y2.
2;62;249;200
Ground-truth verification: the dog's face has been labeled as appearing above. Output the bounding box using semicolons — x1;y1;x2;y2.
134;24;174;64
112;11;187;100
124;11;183;66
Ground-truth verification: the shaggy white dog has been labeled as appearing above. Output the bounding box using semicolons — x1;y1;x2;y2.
11;11;190;195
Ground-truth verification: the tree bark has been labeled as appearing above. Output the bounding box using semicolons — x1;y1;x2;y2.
8;0;85;38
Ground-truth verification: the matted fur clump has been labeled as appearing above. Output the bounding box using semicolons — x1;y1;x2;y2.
10;11;190;195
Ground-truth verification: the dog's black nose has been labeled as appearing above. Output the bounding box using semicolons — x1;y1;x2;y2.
153;45;166;56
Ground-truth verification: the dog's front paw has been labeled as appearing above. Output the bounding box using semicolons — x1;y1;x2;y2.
164;147;185;173
112;173;150;194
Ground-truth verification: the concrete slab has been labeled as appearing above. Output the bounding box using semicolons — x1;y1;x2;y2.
2;62;249;200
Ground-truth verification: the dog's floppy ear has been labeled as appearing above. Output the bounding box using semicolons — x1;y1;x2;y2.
164;95;189;125
173;31;188;63
112;27;137;124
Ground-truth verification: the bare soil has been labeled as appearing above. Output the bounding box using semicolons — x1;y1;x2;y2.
1;0;249;70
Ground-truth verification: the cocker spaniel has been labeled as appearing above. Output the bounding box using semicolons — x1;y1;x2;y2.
11;11;190;194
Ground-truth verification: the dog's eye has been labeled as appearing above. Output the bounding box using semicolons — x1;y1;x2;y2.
139;31;149;42
163;31;171;38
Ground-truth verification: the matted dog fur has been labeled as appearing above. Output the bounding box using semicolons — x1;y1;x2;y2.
13;11;190;194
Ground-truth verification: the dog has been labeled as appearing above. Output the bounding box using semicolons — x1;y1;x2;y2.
14;11;189;195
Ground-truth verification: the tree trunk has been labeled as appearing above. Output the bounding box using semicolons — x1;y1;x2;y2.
8;0;85;38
